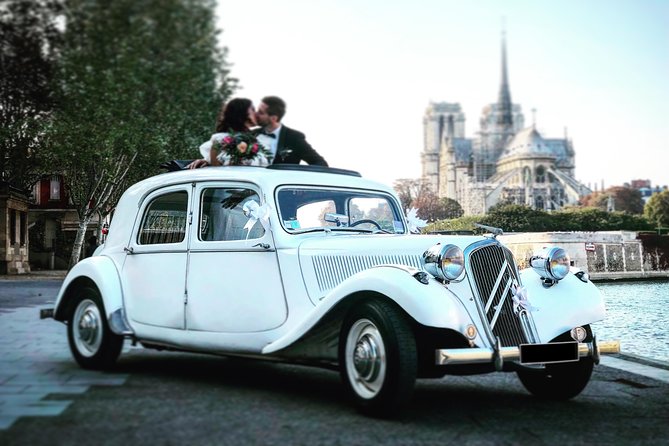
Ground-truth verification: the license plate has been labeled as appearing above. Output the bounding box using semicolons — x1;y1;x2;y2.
519;341;579;364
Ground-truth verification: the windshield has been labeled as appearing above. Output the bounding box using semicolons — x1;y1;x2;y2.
276;187;406;234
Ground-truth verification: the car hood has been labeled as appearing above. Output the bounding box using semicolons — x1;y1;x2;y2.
297;233;487;300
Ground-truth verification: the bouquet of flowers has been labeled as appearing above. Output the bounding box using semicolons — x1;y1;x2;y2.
214;132;272;165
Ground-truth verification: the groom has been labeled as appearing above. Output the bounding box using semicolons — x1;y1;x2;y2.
255;96;328;166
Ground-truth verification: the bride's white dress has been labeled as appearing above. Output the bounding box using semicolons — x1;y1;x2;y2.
199;132;273;166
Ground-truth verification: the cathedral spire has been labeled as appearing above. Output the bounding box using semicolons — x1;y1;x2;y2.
496;28;513;130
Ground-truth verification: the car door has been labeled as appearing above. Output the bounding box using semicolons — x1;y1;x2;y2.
186;181;287;333
122;185;192;329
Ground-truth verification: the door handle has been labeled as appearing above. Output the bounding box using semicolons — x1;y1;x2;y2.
124;246;134;254
252;243;270;249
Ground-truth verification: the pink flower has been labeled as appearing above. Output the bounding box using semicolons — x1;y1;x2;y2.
237;142;248;153
252;143;258;154
222;136;234;144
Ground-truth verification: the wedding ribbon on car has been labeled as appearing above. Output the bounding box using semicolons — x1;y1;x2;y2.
242;200;272;240
511;285;538;314
406;208;428;234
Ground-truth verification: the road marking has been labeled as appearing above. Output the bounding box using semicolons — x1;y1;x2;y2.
600;356;669;384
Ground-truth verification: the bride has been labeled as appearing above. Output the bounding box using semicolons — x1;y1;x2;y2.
189;98;273;168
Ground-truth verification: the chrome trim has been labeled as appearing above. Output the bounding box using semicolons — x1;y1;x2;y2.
435;339;621;366
464;239;538;347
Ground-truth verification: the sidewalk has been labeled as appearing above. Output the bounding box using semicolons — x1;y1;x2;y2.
0;270;67;281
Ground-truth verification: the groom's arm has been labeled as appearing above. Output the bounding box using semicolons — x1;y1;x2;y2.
293;130;328;166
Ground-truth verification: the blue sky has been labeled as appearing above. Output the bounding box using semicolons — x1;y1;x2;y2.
216;0;668;190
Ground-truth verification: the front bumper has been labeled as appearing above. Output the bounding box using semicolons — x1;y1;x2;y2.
436;338;620;370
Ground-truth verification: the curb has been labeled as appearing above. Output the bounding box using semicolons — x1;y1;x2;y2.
0;271;67;281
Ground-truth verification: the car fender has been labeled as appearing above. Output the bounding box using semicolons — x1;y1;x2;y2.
519;268;606;342
263;265;476;354
54;256;124;323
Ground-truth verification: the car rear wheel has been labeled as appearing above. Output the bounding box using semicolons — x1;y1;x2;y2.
517;356;594;400
339;299;417;417
67;286;123;370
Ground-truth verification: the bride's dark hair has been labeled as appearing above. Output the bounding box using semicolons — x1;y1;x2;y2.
215;98;252;132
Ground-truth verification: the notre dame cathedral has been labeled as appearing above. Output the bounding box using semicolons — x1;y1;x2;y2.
421;34;591;215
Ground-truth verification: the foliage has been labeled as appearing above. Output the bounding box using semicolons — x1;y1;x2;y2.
441;197;464;219
392;178;429;211
480;204;551;232
426;215;482;233
644;190;669;229
580;186;644;214
45;0;237;267
0;0;63;190
392;178;464;222
426;204;654;234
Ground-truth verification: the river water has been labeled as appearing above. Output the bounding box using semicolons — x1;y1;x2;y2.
591;280;669;363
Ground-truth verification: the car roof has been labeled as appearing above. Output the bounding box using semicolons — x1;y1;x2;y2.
124;165;397;199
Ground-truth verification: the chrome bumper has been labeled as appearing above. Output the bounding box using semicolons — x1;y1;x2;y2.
436;338;620;370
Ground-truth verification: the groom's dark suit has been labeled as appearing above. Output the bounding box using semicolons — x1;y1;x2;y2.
272;125;328;166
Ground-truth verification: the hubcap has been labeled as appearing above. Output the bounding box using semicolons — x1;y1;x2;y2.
345;319;386;399
72;299;103;357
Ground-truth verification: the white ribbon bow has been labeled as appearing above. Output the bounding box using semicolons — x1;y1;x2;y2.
406;207;428;234
242;200;272;239
511;285;538;314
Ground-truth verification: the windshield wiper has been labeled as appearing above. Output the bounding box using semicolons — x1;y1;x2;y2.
289;227;377;235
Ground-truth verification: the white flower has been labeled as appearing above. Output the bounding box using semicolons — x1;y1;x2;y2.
406;207;427;234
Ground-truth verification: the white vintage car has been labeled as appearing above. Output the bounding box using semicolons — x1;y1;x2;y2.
44;164;619;416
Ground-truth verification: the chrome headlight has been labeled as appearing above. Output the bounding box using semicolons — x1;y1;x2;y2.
530;247;571;281
422;243;465;281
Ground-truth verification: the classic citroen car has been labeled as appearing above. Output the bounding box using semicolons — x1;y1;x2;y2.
43;164;619;416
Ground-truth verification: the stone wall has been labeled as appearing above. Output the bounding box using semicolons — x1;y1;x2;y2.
0;185;31;274
499;231;669;280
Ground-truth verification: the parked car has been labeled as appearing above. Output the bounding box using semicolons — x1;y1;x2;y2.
42;164;619;416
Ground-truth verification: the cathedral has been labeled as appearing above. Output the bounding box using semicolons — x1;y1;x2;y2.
421;34;591;216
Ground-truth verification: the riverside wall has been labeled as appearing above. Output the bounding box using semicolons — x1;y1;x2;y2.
498;231;669;281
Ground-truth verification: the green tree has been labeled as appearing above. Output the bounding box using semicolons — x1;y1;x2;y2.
46;0;237;267
441;197;464;219
480;204;551;232
0;0;63;189
645;190;669;230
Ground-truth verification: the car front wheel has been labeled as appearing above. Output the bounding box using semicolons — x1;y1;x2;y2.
339;299;417;417
517;356;594;400
67;286;123;370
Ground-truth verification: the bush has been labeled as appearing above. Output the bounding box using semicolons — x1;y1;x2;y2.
426;205;654;233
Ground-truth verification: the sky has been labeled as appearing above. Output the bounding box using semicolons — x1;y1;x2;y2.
215;0;668;190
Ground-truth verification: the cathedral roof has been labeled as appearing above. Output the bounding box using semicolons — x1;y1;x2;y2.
499;127;557;161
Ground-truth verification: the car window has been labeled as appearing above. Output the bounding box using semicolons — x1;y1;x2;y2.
277;187;405;233
138;191;188;245
200;187;265;241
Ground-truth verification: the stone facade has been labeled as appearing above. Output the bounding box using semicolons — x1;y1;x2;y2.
421;35;590;215
0;184;31;274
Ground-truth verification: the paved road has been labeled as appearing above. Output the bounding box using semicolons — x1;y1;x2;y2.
0;280;668;445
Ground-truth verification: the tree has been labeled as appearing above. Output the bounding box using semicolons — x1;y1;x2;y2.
580;186;644;214
441;197;464;219
391;178;463;222
392;178;428;211
481;204;551;232
645;190;669;230
0;0;63;190
46;0;237;267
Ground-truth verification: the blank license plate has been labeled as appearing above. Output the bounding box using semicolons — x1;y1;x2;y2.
520;341;579;364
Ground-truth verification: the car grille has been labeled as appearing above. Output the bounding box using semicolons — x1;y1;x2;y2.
467;243;528;347
312;254;423;293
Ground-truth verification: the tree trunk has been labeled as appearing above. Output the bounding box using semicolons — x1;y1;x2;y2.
69;216;92;269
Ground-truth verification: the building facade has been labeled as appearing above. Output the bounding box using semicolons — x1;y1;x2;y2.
421;34;590;215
